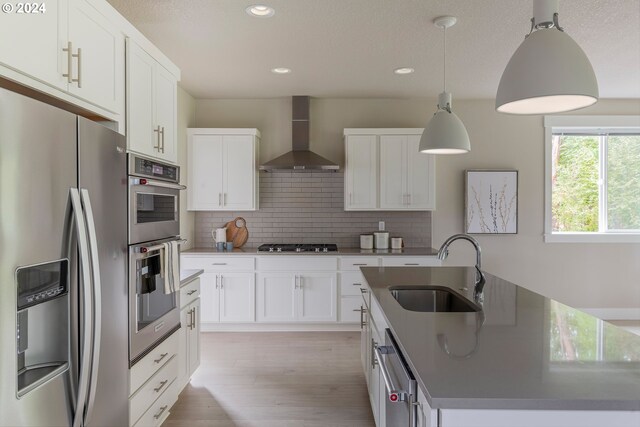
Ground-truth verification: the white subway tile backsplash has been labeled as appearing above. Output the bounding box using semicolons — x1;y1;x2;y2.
194;171;431;248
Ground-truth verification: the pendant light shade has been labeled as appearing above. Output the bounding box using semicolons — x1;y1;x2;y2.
419;16;470;155
496;0;598;114
419;92;470;154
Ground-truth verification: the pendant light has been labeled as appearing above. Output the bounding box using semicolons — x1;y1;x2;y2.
496;0;598;114
419;16;470;154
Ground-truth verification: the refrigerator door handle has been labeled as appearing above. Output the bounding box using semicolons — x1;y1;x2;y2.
80;188;102;426
70;188;93;427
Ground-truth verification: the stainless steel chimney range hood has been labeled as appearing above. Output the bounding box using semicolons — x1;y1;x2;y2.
260;96;339;171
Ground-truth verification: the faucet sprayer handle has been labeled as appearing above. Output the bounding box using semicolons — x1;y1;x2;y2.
474;266;486;303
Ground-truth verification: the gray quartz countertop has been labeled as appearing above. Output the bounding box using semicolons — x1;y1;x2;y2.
360;266;640;411
182;247;438;256
180;269;203;286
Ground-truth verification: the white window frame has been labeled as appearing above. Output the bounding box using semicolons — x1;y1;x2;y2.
544;115;640;243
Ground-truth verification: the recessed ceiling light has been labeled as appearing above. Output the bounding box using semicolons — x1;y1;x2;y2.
246;5;275;18
271;67;291;74
394;67;415;75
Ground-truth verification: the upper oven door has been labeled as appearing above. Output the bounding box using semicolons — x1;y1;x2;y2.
128;178;185;244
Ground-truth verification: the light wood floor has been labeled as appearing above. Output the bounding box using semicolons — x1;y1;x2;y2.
165;332;375;427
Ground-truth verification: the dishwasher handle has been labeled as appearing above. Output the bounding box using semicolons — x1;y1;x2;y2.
374;345;407;403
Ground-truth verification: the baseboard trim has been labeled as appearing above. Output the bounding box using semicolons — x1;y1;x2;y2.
200;322;361;332
579;308;640;321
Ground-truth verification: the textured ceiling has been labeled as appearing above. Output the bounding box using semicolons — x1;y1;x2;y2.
107;0;640;99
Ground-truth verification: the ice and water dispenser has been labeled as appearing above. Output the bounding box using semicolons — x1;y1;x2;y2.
16;260;69;397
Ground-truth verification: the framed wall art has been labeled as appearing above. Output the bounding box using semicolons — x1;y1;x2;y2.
465;170;518;234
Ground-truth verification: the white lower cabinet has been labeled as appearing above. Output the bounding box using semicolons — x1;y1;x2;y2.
177;296;200;389
219;272;255;322
129;333;179;427
256;272;337;322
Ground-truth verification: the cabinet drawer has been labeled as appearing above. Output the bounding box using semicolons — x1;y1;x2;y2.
340;271;367;296
340;296;362;323
381;256;440;267
257;256;338;271
132;374;178;427
180;278;201;309
130;332;179;395
130;356;178;426
181;255;255;271
339;257;380;271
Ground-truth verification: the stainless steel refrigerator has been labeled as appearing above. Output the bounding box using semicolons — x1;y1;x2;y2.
0;87;129;426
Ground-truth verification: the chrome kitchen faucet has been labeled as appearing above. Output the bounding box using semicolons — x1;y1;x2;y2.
437;234;486;302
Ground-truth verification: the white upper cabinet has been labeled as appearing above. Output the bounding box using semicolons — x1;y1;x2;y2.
187;129;260;211
127;39;177;163
0;0;67;91
67;0;123;113
344;129;436;211
345;135;378;210
0;0;124;118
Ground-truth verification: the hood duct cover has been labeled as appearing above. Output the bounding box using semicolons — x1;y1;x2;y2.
260;96;339;171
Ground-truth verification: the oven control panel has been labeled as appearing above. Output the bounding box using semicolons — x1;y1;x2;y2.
129;155;179;183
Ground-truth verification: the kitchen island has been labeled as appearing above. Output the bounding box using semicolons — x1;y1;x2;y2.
360;266;640;427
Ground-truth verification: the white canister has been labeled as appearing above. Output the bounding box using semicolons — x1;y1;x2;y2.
391;237;403;249
360;234;374;250
374;231;389;249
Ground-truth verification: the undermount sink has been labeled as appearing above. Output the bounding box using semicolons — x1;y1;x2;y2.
389;285;481;313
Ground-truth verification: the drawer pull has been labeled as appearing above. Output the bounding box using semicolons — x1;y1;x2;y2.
360;288;368;294
404;263;419;266
153;405;168;420
212;263;227;265
353;263;368;266
153;352;169;364
154;380;169;393
352;283;362;286
187;290;197;295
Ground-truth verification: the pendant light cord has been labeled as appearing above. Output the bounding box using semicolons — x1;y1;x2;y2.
443;25;447;93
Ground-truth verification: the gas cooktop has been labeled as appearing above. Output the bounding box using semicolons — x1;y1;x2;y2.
257;243;338;253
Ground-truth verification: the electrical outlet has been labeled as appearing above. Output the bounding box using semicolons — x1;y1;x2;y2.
378;221;385;231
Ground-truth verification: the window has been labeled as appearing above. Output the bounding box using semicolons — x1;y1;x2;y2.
544;116;640;242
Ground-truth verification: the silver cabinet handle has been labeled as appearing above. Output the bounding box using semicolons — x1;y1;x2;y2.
298;276;303;289
74;47;82;88
404;263;419;266
349;192;352;204
153;405;168;420
187;290;197;296
160;126;165;153
215;274;219;289
352;283;362;286
63;42;73;83
371;339;378;369
357;306;367;329
192;306;197;330
360;288;368;294
212;263;227;265
219;275;224;289
153;126;161;152
223;193;227;206
154;380;168;393
153;352;168;364
353;263;368;266
218;193;222;206
62;42;81;87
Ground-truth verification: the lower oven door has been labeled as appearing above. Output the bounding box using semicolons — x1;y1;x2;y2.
376;329;418;427
129;238;181;364
128;178;184;244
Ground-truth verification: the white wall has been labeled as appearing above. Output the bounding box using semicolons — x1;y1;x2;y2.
177;86;196;249
193;97;640;312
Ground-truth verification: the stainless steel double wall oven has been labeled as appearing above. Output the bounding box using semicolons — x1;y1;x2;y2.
128;155;185;365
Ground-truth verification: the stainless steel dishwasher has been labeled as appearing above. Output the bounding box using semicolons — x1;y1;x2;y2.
375;329;418;427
